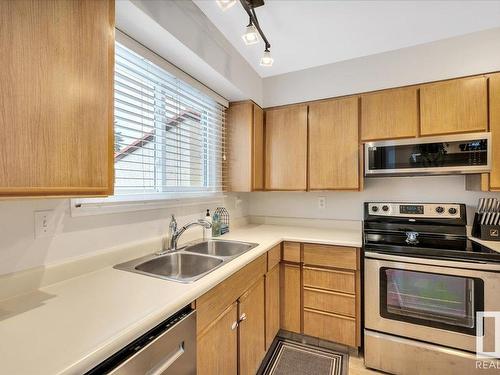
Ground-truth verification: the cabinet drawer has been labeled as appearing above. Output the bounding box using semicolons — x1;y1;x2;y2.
303;267;355;294
267;244;281;271
303;287;355;317
282;242;301;263
303;244;357;270
304;308;356;347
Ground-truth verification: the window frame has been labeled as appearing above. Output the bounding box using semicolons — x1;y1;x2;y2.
71;31;228;216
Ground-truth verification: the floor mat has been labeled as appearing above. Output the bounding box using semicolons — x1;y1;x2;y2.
260;338;347;375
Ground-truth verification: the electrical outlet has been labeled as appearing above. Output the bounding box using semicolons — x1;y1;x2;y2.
318;196;327;209
34;210;56;238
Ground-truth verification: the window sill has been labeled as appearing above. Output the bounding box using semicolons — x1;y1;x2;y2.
70;192;225;217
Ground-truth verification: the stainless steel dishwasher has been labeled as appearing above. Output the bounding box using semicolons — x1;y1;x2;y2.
85;306;196;375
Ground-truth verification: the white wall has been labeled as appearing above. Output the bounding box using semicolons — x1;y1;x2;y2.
248;176;500;224
0;194;248;276
263;27;500;107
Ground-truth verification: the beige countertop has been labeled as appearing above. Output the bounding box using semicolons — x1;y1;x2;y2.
0;223;361;375
468;235;500;253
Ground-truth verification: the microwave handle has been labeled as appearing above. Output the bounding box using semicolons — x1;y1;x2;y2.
146;342;185;375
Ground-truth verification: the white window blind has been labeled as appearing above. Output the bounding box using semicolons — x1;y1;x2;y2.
113;42;227;197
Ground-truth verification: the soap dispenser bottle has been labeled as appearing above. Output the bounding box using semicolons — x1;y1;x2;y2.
204;209;212;239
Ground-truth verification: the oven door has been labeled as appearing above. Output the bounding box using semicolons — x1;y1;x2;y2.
365;253;500;352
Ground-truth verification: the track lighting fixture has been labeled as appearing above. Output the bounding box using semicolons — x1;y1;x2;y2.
260;48;273;67
216;0;236;11
242;21;259;45
218;0;274;67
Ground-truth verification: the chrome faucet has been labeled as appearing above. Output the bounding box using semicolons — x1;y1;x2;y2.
158;215;212;255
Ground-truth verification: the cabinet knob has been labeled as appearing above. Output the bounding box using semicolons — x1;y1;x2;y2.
231;321;238;330
238;313;247;323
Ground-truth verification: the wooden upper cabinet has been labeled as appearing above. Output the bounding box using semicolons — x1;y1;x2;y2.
265;105;308;190
309;97;359;190
0;0;115;197
227;101;264;192
253;105;265;190
488;73;500;190
361;87;418;141
420;76;488;136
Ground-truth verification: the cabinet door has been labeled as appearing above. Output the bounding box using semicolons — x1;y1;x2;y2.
252;105;265;190
309;97;359;190
0;0;114;197
239;277;266;375
265;106;308;190
420;76;487;136
265;265;280;350
197;302;238;375
227;102;264;192
489;74;500;190
361;87;418;141
281;263;301;333
227;102;253;192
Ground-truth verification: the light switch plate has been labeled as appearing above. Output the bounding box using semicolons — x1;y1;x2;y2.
34;210;56;238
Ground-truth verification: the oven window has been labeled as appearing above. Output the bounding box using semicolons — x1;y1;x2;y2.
380;268;484;335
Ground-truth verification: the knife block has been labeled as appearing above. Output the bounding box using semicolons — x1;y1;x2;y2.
472;213;500;241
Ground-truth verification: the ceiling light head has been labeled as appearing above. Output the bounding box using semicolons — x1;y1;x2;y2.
242;24;259;45
260;49;274;67
216;0;236;11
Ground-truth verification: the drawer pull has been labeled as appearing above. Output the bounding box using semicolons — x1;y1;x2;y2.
238;313;247;323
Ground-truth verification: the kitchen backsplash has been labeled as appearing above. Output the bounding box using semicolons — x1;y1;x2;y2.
247;176;500;224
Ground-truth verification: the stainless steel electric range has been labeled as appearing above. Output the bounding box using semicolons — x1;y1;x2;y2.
363;202;500;375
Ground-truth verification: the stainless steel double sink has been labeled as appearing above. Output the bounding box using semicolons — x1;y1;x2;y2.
114;239;259;283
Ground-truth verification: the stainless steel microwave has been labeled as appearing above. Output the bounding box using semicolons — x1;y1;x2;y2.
364;132;491;177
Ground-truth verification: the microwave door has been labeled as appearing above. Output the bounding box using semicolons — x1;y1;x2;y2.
365;132;491;176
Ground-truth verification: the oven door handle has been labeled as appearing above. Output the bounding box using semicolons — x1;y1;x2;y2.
364;251;500;271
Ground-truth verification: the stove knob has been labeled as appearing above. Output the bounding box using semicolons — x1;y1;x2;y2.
436;206;444;214
371;206;379;213
382;205;389;212
448;207;457;215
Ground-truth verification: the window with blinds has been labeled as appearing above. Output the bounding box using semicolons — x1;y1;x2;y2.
114;42;227;197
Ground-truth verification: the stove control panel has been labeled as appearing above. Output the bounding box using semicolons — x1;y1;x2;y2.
368;203;462;218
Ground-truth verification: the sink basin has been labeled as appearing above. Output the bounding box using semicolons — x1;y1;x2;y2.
114;239;259;283
134;253;223;282
184;240;258;257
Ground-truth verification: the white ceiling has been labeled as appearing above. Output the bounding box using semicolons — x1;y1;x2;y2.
194;0;500;78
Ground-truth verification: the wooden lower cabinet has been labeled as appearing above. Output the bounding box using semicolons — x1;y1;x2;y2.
304;308;357;347
265;265;280;349
196;257;267;375
239;278;266;375
303;287;355;317
303;266;355;294
278;243;361;348
197;302;238;375
281;263;301;333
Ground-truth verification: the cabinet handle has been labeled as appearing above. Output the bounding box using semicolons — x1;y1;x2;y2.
238;313;247;323
231;321;238;330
